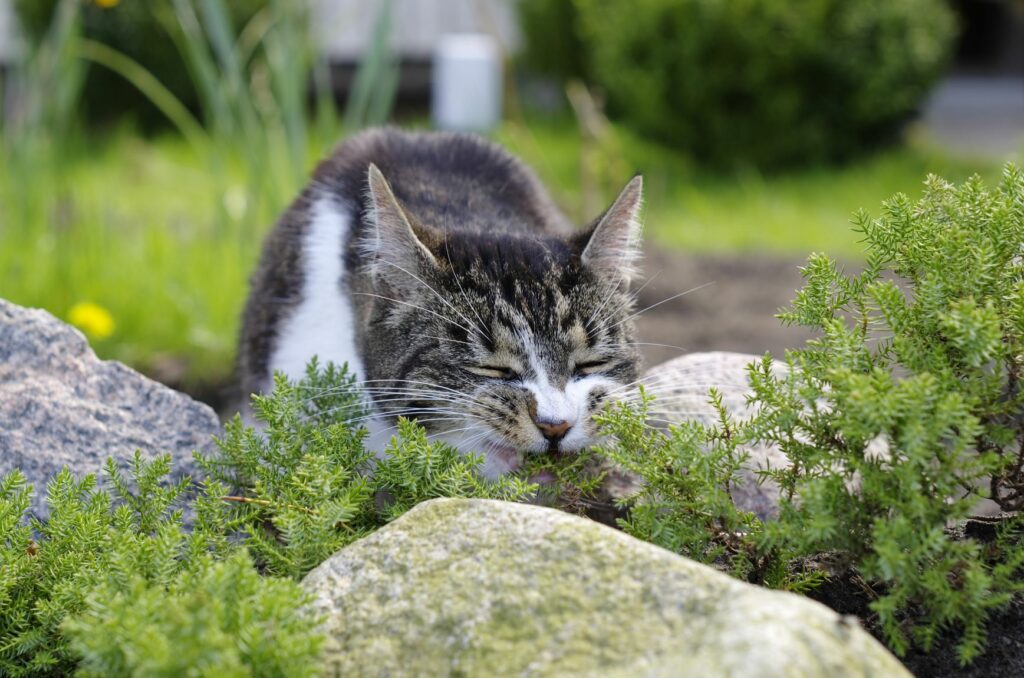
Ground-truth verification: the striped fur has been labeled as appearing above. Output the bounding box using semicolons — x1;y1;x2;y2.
238;128;643;475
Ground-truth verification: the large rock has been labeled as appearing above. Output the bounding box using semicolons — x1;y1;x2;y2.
0;299;219;518
642;351;788;519
303;498;908;677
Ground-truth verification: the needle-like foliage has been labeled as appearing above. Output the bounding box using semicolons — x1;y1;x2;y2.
600;166;1024;664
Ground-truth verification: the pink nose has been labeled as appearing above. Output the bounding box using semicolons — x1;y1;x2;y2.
534;418;572;442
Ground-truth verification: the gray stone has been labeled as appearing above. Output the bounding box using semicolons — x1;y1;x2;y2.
303;498;909;677
642;351;788;519
0;298;220;518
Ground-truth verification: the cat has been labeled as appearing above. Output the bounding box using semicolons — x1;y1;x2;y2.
237;128;644;477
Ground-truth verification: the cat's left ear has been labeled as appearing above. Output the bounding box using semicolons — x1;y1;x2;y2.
364;163;441;290
577;175;644;284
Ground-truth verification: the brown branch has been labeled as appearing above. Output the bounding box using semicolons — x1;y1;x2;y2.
220;495;317;515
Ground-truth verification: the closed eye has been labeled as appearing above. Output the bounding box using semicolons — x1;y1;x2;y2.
467;365;519;381
574;360;612;377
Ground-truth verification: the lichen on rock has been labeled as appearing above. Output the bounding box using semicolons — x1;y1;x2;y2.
303;498;909;677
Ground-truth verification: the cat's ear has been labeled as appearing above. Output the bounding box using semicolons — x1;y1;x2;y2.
364;163;440;289
578;175;644;284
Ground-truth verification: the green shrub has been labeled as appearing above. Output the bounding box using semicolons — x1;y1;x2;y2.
520;0;956;168
14;0;264;126
0;361;531;676
516;0;589;83
603;166;1024;663
65;551;322;677
0;455;320;677
197;359;533;580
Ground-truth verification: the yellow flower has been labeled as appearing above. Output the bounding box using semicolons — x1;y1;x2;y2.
68;302;115;341
95;0;120;8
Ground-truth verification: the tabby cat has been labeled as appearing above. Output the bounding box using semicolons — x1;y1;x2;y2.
238;128;644;476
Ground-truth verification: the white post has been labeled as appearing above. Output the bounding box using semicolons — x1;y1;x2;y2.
432;33;502;133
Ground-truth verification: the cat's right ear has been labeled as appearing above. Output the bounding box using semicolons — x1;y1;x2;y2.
577;175;644;285
364;164;440;290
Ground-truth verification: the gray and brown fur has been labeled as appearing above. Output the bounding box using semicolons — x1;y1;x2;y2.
238;127;644;473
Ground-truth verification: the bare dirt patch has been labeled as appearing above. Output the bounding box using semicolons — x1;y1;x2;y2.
633;249;815;367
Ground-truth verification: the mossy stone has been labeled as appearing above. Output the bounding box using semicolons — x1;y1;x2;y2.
303;498;908;677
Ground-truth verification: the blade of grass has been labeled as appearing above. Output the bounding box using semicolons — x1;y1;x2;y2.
74;39;208;151
344;0;397;131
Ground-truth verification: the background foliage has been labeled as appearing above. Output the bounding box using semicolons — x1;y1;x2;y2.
519;0;956;168
13;0;265;126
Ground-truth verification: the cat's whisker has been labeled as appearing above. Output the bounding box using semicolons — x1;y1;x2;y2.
338;407;468;424
322;404;468;425
330;407;468;424
358;390;482;407
416;333;475;347
377;260;490;341
441;224;493;342
356;386;477;400
356;378;471;394
298;387;479;409
625;341;690;353
585;271;659;338
353;292;479;338
606;281;716;331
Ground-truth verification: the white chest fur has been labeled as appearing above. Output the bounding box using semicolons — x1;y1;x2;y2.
268;197;365;388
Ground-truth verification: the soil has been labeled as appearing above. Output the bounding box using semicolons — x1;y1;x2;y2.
811;569;1024;677
167;250;1022;676
630;250;816;367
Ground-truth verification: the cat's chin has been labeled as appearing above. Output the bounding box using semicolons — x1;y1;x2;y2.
477;441;525;478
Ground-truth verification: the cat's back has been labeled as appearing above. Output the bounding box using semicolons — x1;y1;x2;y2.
237;128;571;399
312;128;571;237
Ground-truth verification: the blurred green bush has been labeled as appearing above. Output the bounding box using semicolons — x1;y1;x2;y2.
14;0;264;126
519;0;957;168
517;0;590;83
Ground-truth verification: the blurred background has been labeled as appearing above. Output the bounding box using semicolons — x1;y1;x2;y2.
0;0;1021;410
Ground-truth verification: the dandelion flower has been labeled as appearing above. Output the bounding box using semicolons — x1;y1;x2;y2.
69;302;115;341
95;0;120;7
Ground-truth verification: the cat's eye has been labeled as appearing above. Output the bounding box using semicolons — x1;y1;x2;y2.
467;365;519;380
573;360;611;377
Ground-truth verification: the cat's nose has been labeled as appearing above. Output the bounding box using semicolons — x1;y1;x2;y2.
534;418;572;442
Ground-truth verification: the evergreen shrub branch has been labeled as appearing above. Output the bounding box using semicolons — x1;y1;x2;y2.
196;358;534;579
0;455;320;677
597;166;1024;664
0;360;531;676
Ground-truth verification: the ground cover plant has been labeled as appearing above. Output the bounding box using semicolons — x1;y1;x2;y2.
0;361;532;676
593;165;1024;664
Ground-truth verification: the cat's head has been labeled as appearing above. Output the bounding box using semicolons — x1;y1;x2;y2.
359;164;644;475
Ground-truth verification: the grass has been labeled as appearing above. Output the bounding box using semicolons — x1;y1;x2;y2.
0;128;301;391
0;115;1002;394
499;116;1003;255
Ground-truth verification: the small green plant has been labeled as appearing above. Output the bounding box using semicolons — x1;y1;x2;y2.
597;167;1024;664
595;389;763;572
198;359;534;580
749;167;1024;661
0;360;532;676
0;454;320;677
